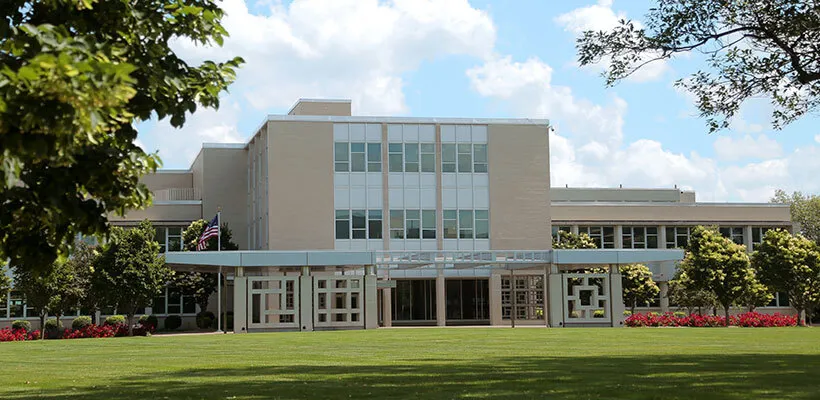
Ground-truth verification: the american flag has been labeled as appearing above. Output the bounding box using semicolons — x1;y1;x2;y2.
196;215;219;251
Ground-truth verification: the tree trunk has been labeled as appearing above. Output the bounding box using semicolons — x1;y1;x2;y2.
723;303;731;327
127;312;135;336
630;300;636;315
798;308;806;326
39;313;46;339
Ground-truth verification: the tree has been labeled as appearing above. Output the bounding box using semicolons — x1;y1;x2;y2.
65;241;101;323
553;231;598;250
682;226;759;325
13;257;78;338
172;220;238;314
752;229;820;326
0;260;10;295
737;280;774;312
0;0;243;275
93;220;171;335
771;190;820;244
668;275;719;316
621;264;660;314
575;1;820;132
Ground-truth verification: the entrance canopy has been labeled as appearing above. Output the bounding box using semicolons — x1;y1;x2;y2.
165;249;684;272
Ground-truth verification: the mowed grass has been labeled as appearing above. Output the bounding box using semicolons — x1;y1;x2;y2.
1;328;820;399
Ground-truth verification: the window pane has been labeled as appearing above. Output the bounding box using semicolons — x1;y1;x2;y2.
405;162;419;173
647;235;658;249
389;143;402;152
444;220;458;238
421;154;435;172
335;162;349;172
442;163;456;173
406;210;420;220
459;210;473;228
459;229;473;239
443;210;457;220
182;296;196;314
421;143;435;153
407;220;420;239
475;220;489;239
352;229;366;239
351;153;366;172
335;221;350;239
368;162;381;172
473;163;488;173
389;154;403;172
475;210;488;220
335;143;349;161
473;144;487;162
369;220;382;239
458;144;471;153
442;144;456;162
369;210;382;220
351;142;365;152
367;143;381;161
352;210;366;229
336;210;349;219
405;144;419;162
458;154;472;172
390;210;404;229
422;210;436;229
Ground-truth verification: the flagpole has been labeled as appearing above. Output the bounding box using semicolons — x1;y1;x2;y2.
216;208;223;333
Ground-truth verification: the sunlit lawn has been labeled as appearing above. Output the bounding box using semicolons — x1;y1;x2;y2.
1;327;819;399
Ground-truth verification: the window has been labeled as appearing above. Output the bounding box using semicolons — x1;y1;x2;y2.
665;227;691;249
334;142;349;172
335;210;382;240
0;292;6;319
368;210;382;239
404;143;419;172
552;226;571;242
389;144;403;172
367;143;381;172
767;292;790;308
579;226;615;248
475;210;489;239
473;144;488;172
155;226;185;253
752;227;772;249
421;143;436;172
442;144;456;173
351;210;366;239
443;210;458;239
502;276;543;320
719;227;745;245
153;288;197;315
442;144;488;173
390;210;404;239
622;226;659;249
391;210;436;239
335;210;350;239
422;210;436;239
350;143;366;172
459;210;474;238
335;142;381;172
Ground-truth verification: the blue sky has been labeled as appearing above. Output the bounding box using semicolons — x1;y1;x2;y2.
136;0;820;202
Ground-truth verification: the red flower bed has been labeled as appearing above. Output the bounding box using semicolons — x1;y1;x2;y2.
625;311;797;327
2;322;154;342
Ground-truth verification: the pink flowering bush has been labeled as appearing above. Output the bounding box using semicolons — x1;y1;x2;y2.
0;328;41;342
2;322;154;342
625;311;797;327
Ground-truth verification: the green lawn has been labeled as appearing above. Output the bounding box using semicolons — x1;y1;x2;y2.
1;328;819;399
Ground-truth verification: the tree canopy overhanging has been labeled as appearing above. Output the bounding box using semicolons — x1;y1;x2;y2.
0;0;243;273
575;0;820;132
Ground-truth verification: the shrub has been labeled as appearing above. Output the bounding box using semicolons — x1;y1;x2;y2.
138;315;158;330
44;318;63;339
196;311;215;329
164;315;182;330
625;311;798;328
673;311;687;318
593;310;605;318
104;315;126;326
623;310;632;317
64;324;117;339
11;320;31;332
72;316;92;330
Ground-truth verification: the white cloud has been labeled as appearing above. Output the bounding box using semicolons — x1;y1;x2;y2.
713;135;783;161
554;0;668;83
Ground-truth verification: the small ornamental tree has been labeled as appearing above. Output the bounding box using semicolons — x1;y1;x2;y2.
668;275;719;316
0;261;10;295
737;280;774;313
553;231;598;250
621;264;660;314
682;226;759;325
752;229;820;326
13;257;78;338
172;220;239;313
93;220;171;336
67;241;102;323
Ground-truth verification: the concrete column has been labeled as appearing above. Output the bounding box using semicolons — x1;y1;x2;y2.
744;225;753;253
489;272;502;326
436;270;446;326
299;266;313;332
609;265;625;327
547;268;563;327
571;225;579;235
382;287;392;327
364;267;378;329
542;266;549;327
615;225;624;249
233;267;247;333
658;225;667;249
659;281;670;313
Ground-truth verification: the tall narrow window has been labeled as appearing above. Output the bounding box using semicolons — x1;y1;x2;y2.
421;143;436;172
457;144;472;173
473;144;488;173
405;143;419;172
334;142;349;172
350;143;366;172
389;144;403;172
443;210;458;238
390;210;404;239
459;210;474;239
422;210;436;239
475;210;489;239
367;143;381;172
406;210;421;239
351;210;366;239
368;210;383;239
442;144;456;172
335;210;350;239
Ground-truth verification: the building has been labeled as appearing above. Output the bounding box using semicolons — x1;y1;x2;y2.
0;99;794;330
